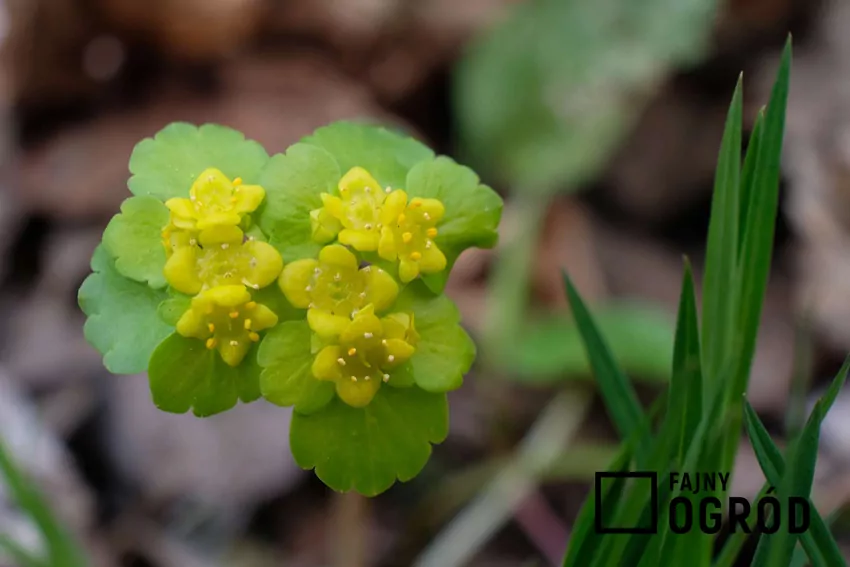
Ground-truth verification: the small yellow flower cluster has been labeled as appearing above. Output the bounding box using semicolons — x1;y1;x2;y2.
161;168;283;366
279;243;417;407
310;167;447;283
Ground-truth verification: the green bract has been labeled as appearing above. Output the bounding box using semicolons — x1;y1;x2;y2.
78;120;502;495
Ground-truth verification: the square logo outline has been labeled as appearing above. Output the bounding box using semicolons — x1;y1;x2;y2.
594;471;659;534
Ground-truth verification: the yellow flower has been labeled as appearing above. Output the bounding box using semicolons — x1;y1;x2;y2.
164;168;264;234
311;305;416;407
175;285;278;367
378;190;447;282
278;244;398;340
160;220;196;259
312;167;387;251
163;225;283;295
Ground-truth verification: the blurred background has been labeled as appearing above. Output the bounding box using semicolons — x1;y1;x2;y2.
2;0;850;565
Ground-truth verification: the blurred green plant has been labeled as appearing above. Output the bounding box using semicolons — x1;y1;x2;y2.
0;441;90;567
454;0;721;382
559;37;850;567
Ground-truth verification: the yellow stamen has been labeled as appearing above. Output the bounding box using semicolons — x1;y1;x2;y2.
244;319;252;330
229;311;239;319
402;232;413;243
246;301;257;309
348;347;357;356
249;332;260;342
410;251;422;261
206;338;217;349
208;323;215;332
398;213;405;224
232;177;243;186
410;200;422;209
427;228;438;238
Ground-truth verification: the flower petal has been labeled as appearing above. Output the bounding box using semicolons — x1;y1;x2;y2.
340;312;383;344
203;284;251;307
363;267;398;312
312;345;343;381
218;340;252;367
250;303;279;331
335;377;381;408
380;190;408;225
384;338;415;367
196;211;242;229
175;305;209;339
310;208;341;243
318;243;359;271
320;193;345;220
279;258;319;308
165;197;197;220
339;167;383;199
398;259;420;283
163;247;202;295
416;198;445;223
418;244;447;274
198;224;244;246
377;227;397;261
245;241;284;288
232;184;265;214
339;229;379;251
308;308;351;340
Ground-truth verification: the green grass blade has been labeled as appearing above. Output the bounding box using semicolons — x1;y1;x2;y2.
721;34;792;483
0;441;90;567
712;480;773;567
743;404;832;567
746;357;850;567
642;261;709;567
597;369;729;567
738;108;765;255
562;390;668;567
666;259;703;466
0;534;46;567
729;36;791;403
701;76;743;385
562;272;650;463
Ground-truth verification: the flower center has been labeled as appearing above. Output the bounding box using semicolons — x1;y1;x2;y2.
308;261;367;317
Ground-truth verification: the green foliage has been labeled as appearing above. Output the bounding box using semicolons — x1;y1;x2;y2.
290;385;448;497
78;245;172;374
147;333;263;417
560;38;848;567
258;320;336;413
128;122;269;201
79;119;501;495
256;143;341;262
508;303;675;383
102;196;170;288
405;157;501;293
0;441;90;567
454;0;719;193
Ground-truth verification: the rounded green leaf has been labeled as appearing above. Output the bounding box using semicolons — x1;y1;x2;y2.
300;121;434;190
290;385;448;496
258;320;335;414
256;143;341;262
128;123;269;201
103;196;170;288
147;332;262;417
157;292;192;326
394;282;476;392
406;156;502;294
78;245;173;374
